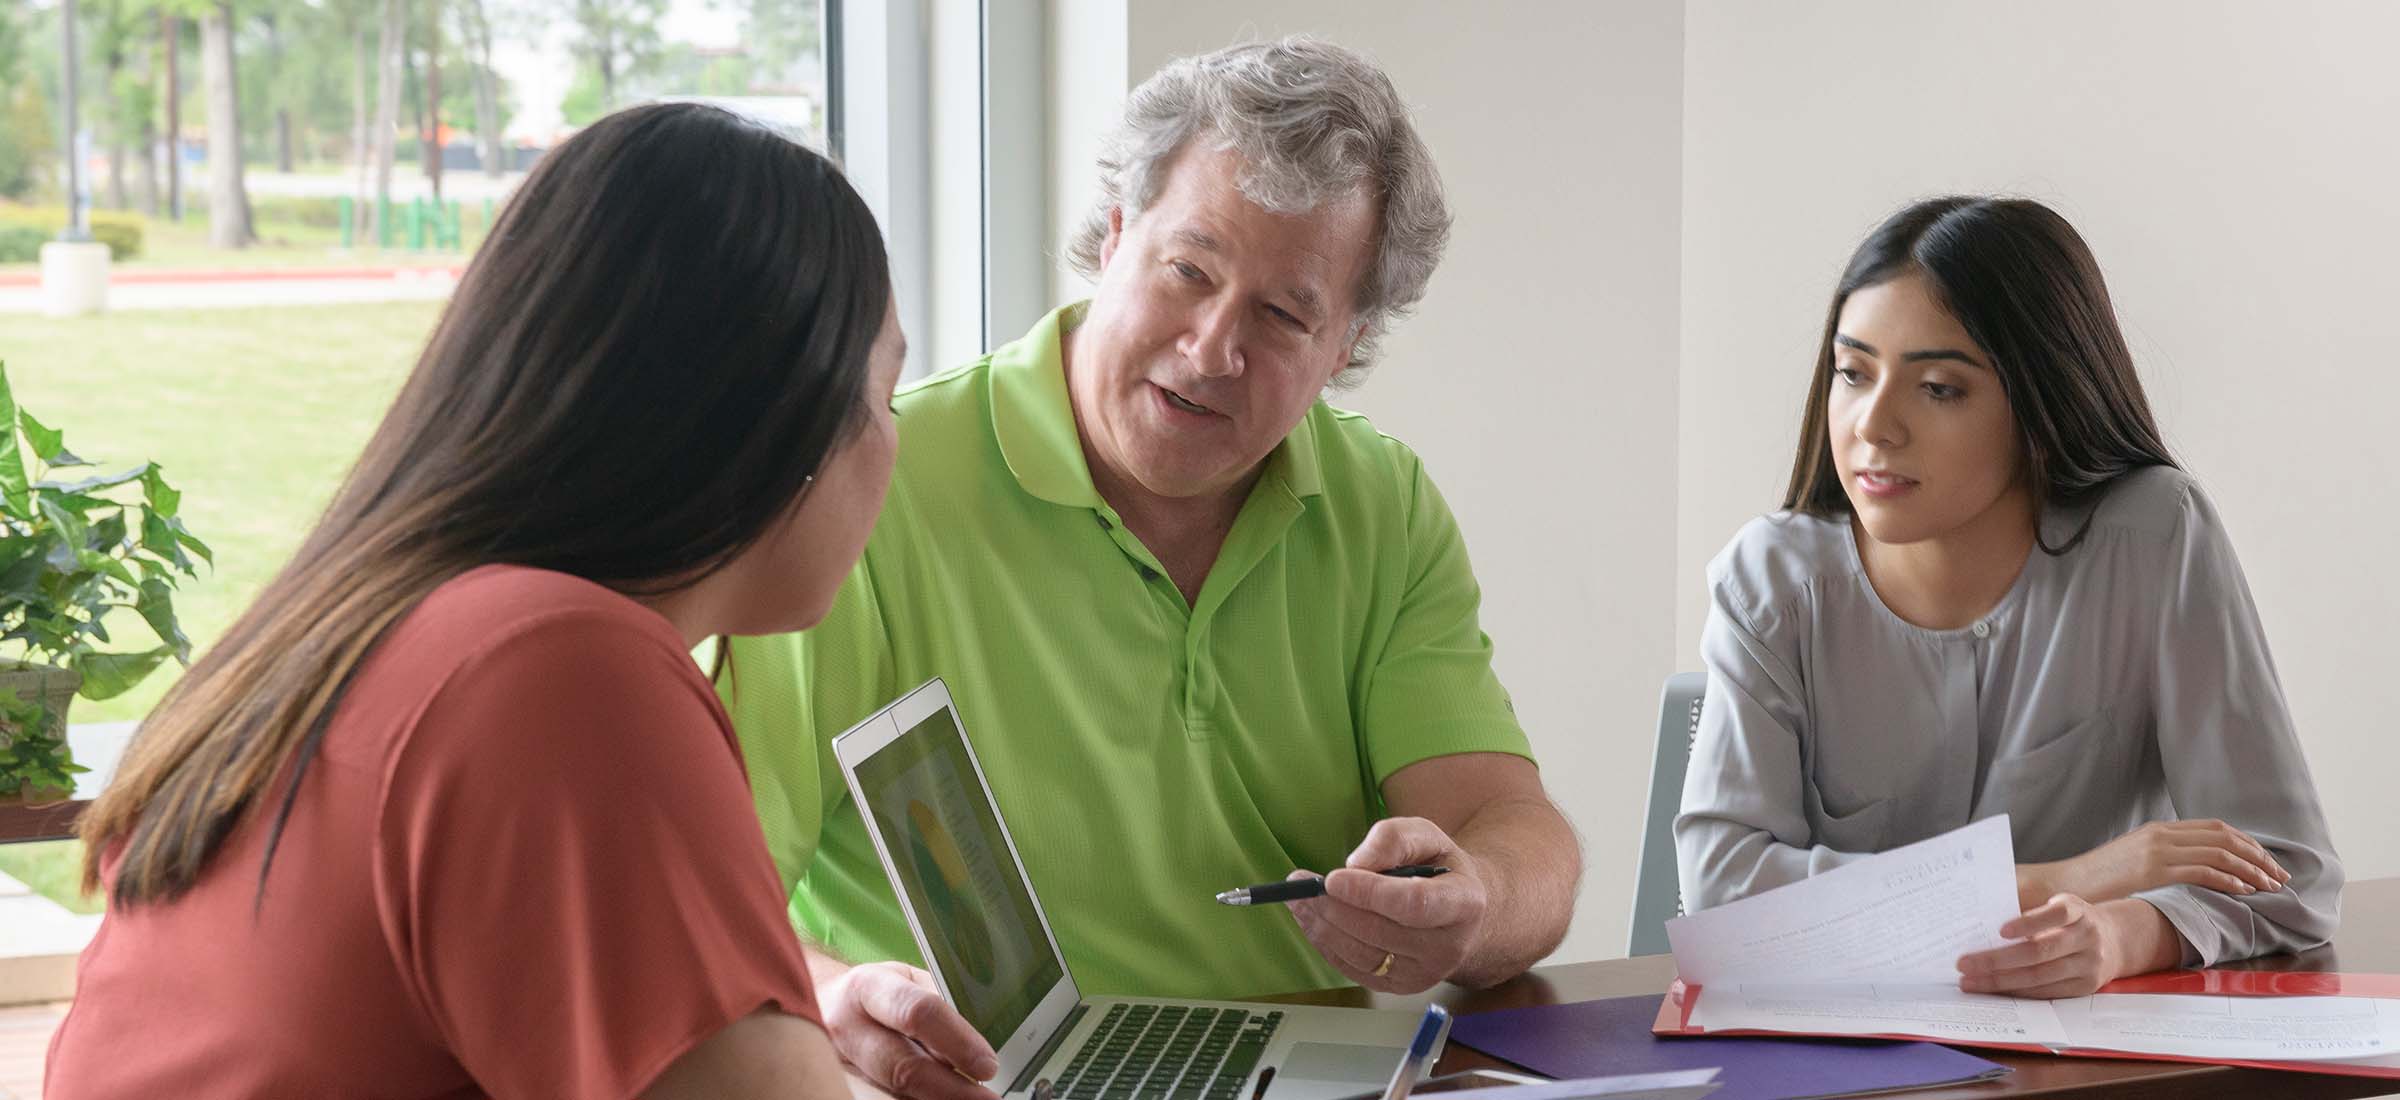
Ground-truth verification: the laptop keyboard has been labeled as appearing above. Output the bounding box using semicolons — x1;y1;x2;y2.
1049;1004;1285;1100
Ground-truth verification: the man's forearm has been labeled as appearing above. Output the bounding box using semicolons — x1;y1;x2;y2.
1448;794;1581;987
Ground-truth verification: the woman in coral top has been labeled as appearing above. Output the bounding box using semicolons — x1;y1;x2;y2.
47;101;913;1099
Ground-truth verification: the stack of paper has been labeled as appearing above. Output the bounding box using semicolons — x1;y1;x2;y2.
1659;816;2400;1076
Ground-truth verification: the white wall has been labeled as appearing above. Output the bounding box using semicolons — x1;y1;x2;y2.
1043;0;1129;309
929;0;987;375
1094;0;1688;965
1679;0;2400;888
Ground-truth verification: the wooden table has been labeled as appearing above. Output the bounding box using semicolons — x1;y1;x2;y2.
1271;876;2400;1099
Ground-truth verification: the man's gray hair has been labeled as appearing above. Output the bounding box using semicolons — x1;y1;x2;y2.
1064;36;1451;387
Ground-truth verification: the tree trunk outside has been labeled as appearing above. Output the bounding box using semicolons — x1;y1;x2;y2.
200;1;254;248
162;12;181;221
136;109;158;216
103;31;128;209
598;23;615;112
403;40;424;173
371;0;404;242
465;0;500;178
351;24;371;240
106;142;128;210
423;0;441;200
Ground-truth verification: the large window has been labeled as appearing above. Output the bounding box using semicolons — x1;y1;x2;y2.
844;0;1045;380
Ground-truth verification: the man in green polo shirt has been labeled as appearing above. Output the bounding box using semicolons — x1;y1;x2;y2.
722;36;1580;1100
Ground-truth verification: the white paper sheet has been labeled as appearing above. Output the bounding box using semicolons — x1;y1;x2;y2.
1334;1071;1728;1100
1666;815;2020;985
1686;982;2069;1047
2053;994;2400;1062
1428;1069;1720;1100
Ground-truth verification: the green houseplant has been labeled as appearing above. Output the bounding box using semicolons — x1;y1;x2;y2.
0;359;209;803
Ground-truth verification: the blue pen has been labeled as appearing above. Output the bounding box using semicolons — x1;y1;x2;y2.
1378;1004;1451;1100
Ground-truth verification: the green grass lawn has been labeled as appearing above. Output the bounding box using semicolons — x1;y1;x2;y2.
0;300;442;912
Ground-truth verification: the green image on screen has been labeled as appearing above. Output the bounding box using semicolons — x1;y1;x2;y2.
857;706;1066;1049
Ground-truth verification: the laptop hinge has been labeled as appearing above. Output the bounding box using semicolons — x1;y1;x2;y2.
1006;1003;1089;1097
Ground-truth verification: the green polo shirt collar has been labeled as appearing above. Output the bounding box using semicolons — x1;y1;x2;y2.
989;302;1325;512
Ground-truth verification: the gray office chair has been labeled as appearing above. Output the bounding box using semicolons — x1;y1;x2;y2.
1626;672;1705;957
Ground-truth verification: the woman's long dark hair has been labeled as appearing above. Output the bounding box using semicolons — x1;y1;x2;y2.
83;102;891;907
1782;196;2176;553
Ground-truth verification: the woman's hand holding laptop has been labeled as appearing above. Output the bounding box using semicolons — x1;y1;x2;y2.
817;959;1001;1100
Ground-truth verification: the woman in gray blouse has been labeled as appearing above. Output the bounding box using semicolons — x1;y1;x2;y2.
1677;196;2341;999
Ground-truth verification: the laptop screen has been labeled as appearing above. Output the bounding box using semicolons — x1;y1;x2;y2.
852;703;1068;1049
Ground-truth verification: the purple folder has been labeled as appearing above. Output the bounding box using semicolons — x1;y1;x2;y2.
1449;994;2007;1100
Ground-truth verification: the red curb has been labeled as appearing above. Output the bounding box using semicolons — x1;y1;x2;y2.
0;265;464;288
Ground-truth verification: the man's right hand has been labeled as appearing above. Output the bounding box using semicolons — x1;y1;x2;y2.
818;961;999;1100
2018;819;2289;909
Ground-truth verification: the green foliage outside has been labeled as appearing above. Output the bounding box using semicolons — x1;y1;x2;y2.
0;226;47;264
0;300;438;912
0;206;147;261
0;79;55;204
0;4;46;202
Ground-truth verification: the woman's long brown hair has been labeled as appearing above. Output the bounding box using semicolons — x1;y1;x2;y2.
1783;196;2177;553
81;103;891;908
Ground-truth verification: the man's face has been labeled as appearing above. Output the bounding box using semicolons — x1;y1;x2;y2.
1067;142;1378;505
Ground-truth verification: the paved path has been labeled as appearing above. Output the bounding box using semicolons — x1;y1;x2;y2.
0;266;461;312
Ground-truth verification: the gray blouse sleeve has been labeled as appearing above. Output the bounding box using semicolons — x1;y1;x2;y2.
2131;483;2343;964
1675;579;1873;911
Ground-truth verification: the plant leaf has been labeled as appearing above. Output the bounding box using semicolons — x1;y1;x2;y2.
142;467;181;518
77;549;137;587
36;463;151;495
17;410;62;465
43;534;79;573
141;508;179;557
37;498;87;575
172;520;213;567
137;578;190;662
89;513;128;554
0;363;26;520
0;540;39;600
72;647;175;701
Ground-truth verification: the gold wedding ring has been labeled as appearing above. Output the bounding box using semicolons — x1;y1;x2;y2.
1373;952;1395;977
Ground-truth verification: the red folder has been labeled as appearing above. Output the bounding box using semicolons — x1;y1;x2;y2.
1650;970;2400;1080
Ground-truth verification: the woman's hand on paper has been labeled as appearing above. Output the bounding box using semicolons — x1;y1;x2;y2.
1956;894;2183;999
2018;819;2288;909
1288;816;1488;994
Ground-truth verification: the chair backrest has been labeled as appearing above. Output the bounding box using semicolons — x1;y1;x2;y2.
1626;672;1706;957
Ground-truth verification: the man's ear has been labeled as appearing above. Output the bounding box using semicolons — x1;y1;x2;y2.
1099;206;1126;270
1341;319;1371;372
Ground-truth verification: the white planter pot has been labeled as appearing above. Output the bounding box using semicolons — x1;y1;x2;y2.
38;241;111;317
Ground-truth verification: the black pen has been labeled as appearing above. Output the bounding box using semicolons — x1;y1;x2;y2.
1250;1066;1277;1100
1214;865;1449;906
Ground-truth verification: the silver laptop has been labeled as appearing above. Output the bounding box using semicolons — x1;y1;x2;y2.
832;678;1450;1100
